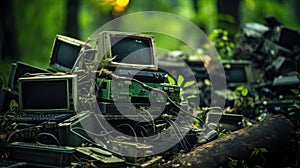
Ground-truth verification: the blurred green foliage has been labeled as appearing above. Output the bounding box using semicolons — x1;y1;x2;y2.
208;29;235;60
1;0;300;84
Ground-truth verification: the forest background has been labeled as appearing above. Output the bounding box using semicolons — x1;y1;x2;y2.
1;0;300;79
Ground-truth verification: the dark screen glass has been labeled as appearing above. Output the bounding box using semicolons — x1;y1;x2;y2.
56;42;81;69
111;36;153;65
21;80;68;110
225;67;247;83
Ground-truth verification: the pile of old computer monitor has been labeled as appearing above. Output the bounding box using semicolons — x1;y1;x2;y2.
0;31;251;167
0;31;188;167
235;17;300;116
1;18;299;166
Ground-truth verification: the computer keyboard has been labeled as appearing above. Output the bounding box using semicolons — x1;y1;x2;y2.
13;113;73;123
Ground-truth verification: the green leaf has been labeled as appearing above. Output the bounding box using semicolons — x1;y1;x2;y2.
241;88;249;97
229;157;238;168
234;99;240;104
186;95;197;99
288;103;300;111
183;80;195;88
1;122;5;127
177;75;184;87
234;92;241;97
167;75;176;85
282;100;290;103
292;103;300;109
236;86;244;91
219;42;225;47
194;119;199;126
289;112;296;116
288;107;296;112
251;150;258;157
291;89;299;95
251;147;268;157
259;148;268;153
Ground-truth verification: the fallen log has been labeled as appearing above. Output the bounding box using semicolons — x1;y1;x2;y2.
162;114;295;168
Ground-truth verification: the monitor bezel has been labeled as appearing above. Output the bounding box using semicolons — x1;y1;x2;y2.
222;60;254;88
97;31;158;71
49;35;86;72
8;62;17;90
10;61;50;92
18;74;77;113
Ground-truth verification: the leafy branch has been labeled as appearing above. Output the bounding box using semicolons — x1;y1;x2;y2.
208;29;235;60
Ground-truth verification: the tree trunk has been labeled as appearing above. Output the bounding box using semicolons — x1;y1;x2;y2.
162;114;294;168
290;0;300;24
217;0;241;33
65;0;79;38
0;0;19;60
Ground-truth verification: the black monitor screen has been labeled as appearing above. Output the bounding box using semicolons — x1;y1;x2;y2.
225;67;247;83
55;42;82;69
21;80;68;110
111;36;153;65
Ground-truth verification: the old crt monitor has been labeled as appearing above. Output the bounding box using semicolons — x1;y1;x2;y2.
9;61;50;92
18;74;78;113
222;60;254;88
49;35;86;72
97;31;158;70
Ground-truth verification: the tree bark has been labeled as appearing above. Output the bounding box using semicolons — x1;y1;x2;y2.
65;0;79;38
0;0;19;60
162;114;294;168
290;0;300;24
217;0;241;33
